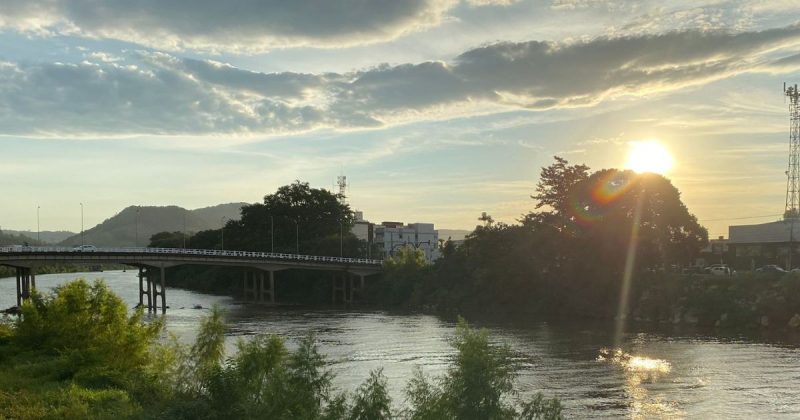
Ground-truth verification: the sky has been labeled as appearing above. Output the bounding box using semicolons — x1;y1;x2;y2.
1;0;800;238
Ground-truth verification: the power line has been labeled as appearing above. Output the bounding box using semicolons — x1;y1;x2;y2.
699;213;783;222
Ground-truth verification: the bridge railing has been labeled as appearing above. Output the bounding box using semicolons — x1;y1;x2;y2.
0;245;383;266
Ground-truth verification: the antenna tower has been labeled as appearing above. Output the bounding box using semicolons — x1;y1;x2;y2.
336;175;348;204
785;83;800;219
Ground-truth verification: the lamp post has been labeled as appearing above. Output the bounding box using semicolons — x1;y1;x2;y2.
339;221;343;257
269;215;274;253
80;202;84;247
36;205;40;243
220;216;228;251
135;207;140;247
182;211;187;249
294;219;299;254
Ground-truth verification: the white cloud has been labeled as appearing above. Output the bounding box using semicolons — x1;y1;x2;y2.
0;0;463;52
2;25;800;137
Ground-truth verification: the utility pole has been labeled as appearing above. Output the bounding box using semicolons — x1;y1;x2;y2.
339;221;343;257
295;219;299;254
220;216;227;251
183;211;187;249
80;202;84;246
269;215;274;253
135;207;140;247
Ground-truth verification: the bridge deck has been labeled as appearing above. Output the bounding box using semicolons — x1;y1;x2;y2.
0;246;383;272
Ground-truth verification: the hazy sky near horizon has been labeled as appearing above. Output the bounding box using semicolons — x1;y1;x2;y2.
2;0;800;238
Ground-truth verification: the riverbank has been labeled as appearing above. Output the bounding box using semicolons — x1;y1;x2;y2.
3;271;800;417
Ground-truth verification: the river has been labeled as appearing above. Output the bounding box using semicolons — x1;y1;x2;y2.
2;270;799;418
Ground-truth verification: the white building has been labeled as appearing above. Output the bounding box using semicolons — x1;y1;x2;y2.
350;212;440;263
374;221;439;263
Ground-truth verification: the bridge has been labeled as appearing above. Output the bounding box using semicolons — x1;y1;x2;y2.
0;246;383;313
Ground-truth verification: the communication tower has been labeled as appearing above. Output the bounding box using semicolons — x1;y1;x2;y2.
336;175;348;204
785;83;800;219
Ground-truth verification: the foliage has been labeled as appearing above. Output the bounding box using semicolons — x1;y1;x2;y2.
14;279;163;386
403;318;563;420
0;280;563;419
370;157;709;321
149;181;366;301
0;279;165;418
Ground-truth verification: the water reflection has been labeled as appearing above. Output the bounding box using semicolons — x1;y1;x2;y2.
597;348;681;418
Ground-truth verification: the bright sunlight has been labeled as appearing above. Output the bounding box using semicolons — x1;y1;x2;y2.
625;140;674;174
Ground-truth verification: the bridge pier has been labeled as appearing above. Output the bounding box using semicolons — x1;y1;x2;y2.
242;269;275;303
137;266;166;314
151;266;166;314
259;270;275;303
15;267;35;306
349;274;365;303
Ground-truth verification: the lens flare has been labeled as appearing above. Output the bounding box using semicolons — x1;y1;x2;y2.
625;141;673;174
569;171;636;225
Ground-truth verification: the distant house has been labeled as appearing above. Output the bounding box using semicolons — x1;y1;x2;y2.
727;220;800;270
349;212;440;263
695;236;729;268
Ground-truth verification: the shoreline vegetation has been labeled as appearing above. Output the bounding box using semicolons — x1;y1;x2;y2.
148;158;798;333
0;279;563;419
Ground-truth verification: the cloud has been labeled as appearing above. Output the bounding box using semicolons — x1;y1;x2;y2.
0;0;464;52
2;25;800;137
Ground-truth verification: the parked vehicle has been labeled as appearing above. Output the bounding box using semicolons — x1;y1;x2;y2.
755;265;787;273
708;266;733;276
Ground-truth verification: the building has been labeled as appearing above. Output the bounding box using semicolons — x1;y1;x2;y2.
349;213;441;263
695;236;730;267
727;220;800;270
374;221;439;263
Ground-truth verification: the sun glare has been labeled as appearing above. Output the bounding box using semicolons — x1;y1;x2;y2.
625;140;673;174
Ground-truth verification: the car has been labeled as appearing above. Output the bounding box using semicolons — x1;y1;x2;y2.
755;264;787;273
74;245;97;252
708;266;733;276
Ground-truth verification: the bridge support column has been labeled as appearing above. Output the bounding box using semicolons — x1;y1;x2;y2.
16;267;33;306
15;268;22;307
348;274;365;303
332;273;349;304
258;271;275;303
150;266;166;314
242;270;255;301
138;267;146;309
30;268;36;291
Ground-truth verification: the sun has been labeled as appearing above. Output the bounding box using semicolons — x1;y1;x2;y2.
625;140;673;174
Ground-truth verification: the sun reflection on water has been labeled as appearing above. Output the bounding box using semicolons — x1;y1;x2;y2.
597;348;682;418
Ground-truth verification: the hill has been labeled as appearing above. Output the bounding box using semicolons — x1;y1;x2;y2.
0;230;46;247
59;203;248;247
2;230;75;244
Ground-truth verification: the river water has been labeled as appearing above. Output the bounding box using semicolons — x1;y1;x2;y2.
2;270;800;418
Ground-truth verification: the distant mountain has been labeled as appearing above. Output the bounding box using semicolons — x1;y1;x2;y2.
438;229;472;241
3;230;75;244
192;203;250;227
0;230;46;246
59;203;248;247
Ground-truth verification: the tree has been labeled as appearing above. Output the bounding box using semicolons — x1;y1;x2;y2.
532;156;590;216
216;181;356;256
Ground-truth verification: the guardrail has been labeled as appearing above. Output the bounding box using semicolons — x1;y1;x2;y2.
0;246;383;266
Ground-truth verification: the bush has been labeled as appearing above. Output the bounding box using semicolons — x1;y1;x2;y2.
403;318;563;420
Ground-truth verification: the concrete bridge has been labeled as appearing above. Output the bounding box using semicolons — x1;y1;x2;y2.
0;246;383;313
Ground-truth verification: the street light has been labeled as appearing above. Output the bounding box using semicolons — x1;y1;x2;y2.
182;211;187;249
294;219;299;254
339;221;343;257
135;207;140;247
268;214;274;253
36;205;40;243
220;216;228;251
80;202;84;247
